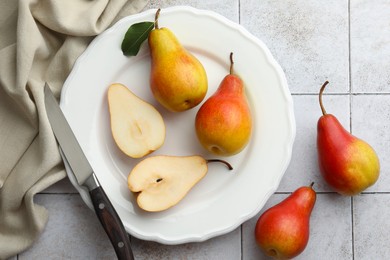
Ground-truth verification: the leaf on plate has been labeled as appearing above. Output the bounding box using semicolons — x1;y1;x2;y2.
121;21;154;56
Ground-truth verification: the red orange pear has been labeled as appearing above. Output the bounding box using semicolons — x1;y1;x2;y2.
317;81;380;195
195;53;252;156
255;183;316;259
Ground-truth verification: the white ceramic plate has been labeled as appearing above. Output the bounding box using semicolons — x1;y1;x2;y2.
60;6;295;244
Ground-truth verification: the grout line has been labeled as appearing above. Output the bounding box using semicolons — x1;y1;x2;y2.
348;0;353;135
360;191;390;194
348;0;353;96
291;92;390;96
276;191;390;195
351;196;355;260
280;190;390;194
240;225;243;260
238;0;241;24
274;191;337;195
348;0;352;94
349;92;390;95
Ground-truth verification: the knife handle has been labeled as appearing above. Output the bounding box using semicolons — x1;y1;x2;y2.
90;186;134;260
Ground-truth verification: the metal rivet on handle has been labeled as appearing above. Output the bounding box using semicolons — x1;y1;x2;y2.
99;203;105;209
118;241;124;248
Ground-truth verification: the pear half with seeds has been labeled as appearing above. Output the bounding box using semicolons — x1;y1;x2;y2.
128;155;232;212
108;83;165;158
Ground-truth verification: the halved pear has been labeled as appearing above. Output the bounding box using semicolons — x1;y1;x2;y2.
128;155;207;212
108;83;165;158
128;155;233;212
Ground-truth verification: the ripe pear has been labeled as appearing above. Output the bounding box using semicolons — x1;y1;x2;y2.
148;9;208;112
128;155;232;212
195;53;252;156
317;81;380;196
255;183;316;259
107;83;165;158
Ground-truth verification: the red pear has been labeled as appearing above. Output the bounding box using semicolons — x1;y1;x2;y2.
254;184;316;259
317;81;380;196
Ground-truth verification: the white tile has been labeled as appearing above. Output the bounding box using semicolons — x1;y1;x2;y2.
354;194;390;259
131;228;241;259
242;193;352;259
19;195;241;259
277;94;350;192
146;0;239;22
350;0;390;93
351;95;390;192
19;194;116;259
240;0;349;94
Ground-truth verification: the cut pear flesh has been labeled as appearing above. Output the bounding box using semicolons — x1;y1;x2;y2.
128;155;208;212
108;83;165;158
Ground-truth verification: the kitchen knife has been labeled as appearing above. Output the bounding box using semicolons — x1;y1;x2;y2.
44;83;134;260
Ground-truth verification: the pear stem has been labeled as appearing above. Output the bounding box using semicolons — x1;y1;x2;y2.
206;159;233;170
319;81;329;116
229;52;234;75
310;182;315;188
154;8;161;29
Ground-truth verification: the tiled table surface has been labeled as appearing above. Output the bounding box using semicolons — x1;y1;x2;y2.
16;1;390;259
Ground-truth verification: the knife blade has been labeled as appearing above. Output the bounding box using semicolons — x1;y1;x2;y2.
44;83;134;260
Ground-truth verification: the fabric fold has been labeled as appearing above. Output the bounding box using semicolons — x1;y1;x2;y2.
0;0;148;258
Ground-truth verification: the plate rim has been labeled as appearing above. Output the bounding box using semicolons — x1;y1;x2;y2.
60;5;296;244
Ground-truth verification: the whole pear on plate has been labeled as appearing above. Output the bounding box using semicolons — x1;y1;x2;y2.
255;183;316;259
128;155;232;212
148;9;208;112
107;83;165;158
317;81;380;195
195;53;252;156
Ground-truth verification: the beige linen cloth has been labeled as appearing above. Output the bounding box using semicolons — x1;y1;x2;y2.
0;0;148;258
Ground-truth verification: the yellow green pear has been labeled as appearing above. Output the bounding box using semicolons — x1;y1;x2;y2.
148;9;208;112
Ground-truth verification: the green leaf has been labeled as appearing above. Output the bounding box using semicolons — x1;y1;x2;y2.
121;21;154;56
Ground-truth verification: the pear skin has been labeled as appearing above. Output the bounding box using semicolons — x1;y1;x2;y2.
255;184;316;259
195;53;252;156
107;83;165;158
148;9;208;112
317;81;380;195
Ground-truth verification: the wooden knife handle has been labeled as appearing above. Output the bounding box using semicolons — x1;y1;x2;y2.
90;186;134;260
